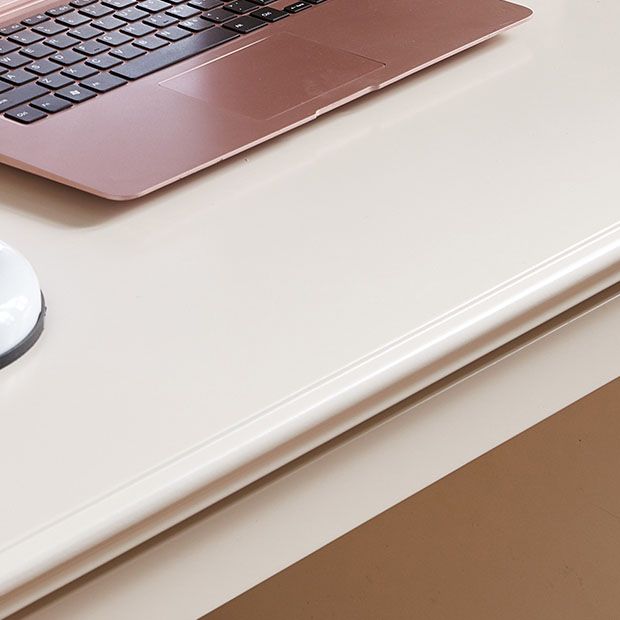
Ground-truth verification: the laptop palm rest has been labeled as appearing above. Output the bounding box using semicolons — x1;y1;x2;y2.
160;33;385;120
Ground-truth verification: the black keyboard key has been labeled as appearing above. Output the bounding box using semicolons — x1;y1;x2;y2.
188;0;221;8
81;72;126;91
116;6;149;21
0;23;25;35
85;52;122;68
26;59;59;75
50;49;86;65
31;93;72;112
0;41;20;55
112;27;237;79
224;0;256;14
80;3;115;17
144;13;178;27
98;31;133;45
223;14;265;33
0;52;31;68
74;40;110;55
57;12;91;26
47;33;81;48
102;0;136;7
134;34;168;49
248;0;276;4
22;43;56;59
110;43;145;59
203;7;235;22
92;15;126;29
178;17;212;31
1;68;36;85
46;5;75;16
22;13;50;26
68;25;101;39
284;1;310;12
70;0;97;7
0;81;11;94
120;21;155;36
157;25;191;40
166;4;199;18
56;83;96;102
61;62;98;77
4;105;47;123
0;82;48;112
33;21;68;35
38;72;74;88
251;7;287;22
9;30;45;45
137;0;171;11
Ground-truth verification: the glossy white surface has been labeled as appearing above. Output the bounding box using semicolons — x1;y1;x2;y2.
0;241;41;355
0;0;619;614
14;286;620;620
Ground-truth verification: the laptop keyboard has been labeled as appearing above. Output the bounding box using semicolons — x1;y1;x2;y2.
0;0;326;124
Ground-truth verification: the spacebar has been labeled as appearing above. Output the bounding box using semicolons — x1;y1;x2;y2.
111;29;239;80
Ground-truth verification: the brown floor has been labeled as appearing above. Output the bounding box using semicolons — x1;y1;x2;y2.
204;377;620;620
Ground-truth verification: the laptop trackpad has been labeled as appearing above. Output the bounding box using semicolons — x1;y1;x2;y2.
160;33;385;120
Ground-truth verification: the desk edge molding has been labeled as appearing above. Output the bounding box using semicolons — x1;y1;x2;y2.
2;222;620;617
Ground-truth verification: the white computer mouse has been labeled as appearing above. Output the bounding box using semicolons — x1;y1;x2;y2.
0;241;45;369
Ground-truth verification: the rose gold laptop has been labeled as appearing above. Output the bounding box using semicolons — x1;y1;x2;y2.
0;0;531;200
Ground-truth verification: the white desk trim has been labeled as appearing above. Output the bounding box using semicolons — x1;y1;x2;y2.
2;222;619;616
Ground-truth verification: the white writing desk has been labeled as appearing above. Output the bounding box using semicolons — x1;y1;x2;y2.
1;0;619;616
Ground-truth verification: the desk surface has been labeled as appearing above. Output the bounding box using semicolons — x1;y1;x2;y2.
1;0;620;614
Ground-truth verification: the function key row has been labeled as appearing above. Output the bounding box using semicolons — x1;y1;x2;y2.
0;0;325;35
1;0;255;34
